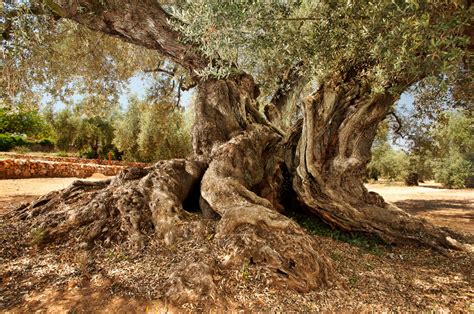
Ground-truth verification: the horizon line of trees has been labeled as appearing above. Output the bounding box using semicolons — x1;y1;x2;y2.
0;97;192;162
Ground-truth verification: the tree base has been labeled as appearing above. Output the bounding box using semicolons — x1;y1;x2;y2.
5;124;470;306
6;158;334;306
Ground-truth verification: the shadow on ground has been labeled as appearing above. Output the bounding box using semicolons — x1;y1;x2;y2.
394;199;473;218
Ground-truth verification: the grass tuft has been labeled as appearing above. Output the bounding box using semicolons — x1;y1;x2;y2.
289;211;389;255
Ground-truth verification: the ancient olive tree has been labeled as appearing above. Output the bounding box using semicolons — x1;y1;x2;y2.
2;0;472;300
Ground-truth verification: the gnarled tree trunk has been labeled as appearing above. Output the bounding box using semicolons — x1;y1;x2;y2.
292;77;466;250
5;0;470;306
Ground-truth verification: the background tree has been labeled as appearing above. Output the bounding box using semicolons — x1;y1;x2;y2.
73;115;116;158
113;97;191;162
48;108;80;151
0;105;48;137
387;66;473;186
431;110;473;188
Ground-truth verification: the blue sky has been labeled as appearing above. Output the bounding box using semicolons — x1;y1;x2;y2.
398;92;414;108
42;74;194;111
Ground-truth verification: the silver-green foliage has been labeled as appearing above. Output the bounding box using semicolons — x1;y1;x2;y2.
171;0;470;93
113;97;191;162
432;110;473;188
1;3;162;107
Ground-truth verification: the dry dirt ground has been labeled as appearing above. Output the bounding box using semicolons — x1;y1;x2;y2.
0;178;472;312
367;182;474;234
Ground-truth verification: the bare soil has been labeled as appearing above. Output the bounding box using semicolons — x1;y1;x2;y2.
0;178;472;312
367;182;474;234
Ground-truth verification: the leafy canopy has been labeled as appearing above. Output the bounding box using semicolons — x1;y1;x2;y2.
173;0;471;93
1;1;167;107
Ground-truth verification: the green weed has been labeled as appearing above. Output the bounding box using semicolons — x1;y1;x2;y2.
30;227;46;245
289;211;389;256
348;274;359;288
241;259;251;281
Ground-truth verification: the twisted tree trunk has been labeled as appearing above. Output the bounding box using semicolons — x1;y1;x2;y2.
292;77;466;250
6;0;470;306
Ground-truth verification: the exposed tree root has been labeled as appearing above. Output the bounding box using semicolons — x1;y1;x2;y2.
294;174;471;252
7;147;334;305
10;159;207;249
201;125;333;291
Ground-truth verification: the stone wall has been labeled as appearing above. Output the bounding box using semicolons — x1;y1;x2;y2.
0;159;128;179
0;153;148;167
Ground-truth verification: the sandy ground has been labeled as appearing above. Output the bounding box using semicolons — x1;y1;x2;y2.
0;175;107;197
0;175;109;215
0;178;472;312
367;182;473;233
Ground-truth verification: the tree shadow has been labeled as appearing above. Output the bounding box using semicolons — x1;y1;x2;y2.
394;199;474;220
417;184;446;189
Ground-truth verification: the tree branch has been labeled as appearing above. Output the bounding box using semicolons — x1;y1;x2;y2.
388;111;405;139
144;67;176;76
46;1;208;73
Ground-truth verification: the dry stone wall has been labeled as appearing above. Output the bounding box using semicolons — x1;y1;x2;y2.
0;158;141;179
0;153;148;167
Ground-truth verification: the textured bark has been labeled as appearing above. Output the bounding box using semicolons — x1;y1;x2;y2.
52;0;207;72
192;76;332;291
192;74;259;159
12;160;206;248
292;78;469;250
201;124;331;291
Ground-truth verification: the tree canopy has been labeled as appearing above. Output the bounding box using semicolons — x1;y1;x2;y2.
1;1;471;111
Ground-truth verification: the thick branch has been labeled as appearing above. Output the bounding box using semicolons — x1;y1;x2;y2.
264;62;304;124
50;0;208;73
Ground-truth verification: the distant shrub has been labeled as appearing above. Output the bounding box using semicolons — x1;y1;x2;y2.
80;149;98;159
0;133;29;151
0;134;14;151
37;138;55;147
0;134;56;152
434;152;472;188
